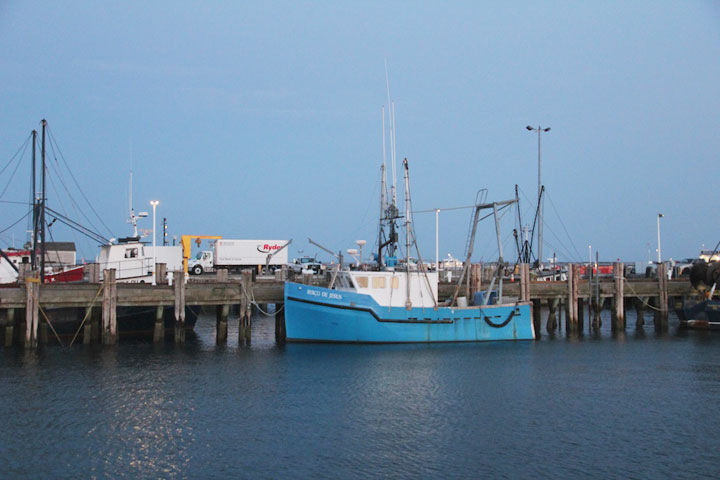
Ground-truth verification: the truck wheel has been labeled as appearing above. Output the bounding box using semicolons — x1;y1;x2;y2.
192;265;203;275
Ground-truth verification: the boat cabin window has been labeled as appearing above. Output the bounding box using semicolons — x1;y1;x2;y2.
356;276;368;288
125;248;138;258
372;277;386;289
335;275;352;289
391;277;399;289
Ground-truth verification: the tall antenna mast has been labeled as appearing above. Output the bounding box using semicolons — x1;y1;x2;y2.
385;60;397;207
403;158;412;309
381;106;387;215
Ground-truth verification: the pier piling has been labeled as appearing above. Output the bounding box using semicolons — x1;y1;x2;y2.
656;263;669;329
239;270;252;344
25;278;39;348
216;304;229;344
567;263;578;332
547;298;558;333
532;299;542;334
153;305;164;343
4;308;15;347
83;306;93;345
88;263;100;283
519;264;530;302
102;269;117;345
156;263;167;285
275;303;286;344
612;262;625;330
173;270;186;344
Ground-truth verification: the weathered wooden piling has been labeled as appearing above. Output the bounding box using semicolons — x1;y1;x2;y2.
547;298;558;333
216;268;228;282
156;263;167;284
102;269;117;345
275;303;286;344
656;263;669;328
88;263;100;283
239;269;252;344
4;308;15;347
567;263;578;332
216;304;229;344
173;270;186;343
612;262;625;330
532;299;542;334
82;306;93;345
634;297;646;327
17;263;31;283
519;263;530;302
153;305;165;343
577;296;585;332
25;278;39;348
591;299;602;330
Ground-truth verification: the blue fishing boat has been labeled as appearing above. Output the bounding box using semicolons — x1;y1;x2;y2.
284;151;535;342
284;274;533;343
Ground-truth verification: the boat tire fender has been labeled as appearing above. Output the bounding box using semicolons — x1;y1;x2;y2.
484;309;516;328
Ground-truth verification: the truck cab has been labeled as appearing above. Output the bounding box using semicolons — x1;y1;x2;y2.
188;250;213;275
289;256;323;274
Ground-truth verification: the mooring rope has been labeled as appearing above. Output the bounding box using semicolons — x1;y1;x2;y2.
620;276;665;312
32;291;65;347
68;284;104;347
241;278;285;316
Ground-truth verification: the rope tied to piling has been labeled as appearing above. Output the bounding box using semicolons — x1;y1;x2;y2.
240;279;285;316
68;284;105;347
30;289;65;347
621;277;665;312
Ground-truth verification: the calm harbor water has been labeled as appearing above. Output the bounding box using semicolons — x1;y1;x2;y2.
2;309;719;479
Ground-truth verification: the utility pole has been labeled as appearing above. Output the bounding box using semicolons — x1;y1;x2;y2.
31;129;37;271
40;119;47;283
526;125;551;268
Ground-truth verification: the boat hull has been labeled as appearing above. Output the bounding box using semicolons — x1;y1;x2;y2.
676;299;720;330
284;282;535;343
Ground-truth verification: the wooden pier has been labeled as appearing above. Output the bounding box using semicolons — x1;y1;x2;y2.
0;263;697;348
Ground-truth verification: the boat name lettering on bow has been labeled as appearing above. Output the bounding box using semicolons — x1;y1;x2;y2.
306;289;342;300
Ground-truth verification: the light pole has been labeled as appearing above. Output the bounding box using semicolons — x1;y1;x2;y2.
435;208;440;270
150;200;159;285
588;245;592;265
657;213;664;264
526;125;551;268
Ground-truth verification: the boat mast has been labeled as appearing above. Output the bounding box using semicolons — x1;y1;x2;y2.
31;129;37;271
403;158;412;309
127;170;140;238
40;119;47;283
378;106;387;267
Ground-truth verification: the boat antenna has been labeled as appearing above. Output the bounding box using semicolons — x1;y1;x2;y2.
403;158;412;309
391;101;397;206
381;106;387;217
385;60;397;207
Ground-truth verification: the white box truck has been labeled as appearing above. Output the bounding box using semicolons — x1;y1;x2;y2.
188;239;290;275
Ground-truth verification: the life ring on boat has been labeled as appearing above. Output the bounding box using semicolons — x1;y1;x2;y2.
483;308;517;328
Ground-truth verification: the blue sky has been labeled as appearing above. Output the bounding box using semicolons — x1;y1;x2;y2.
1;1;719;264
